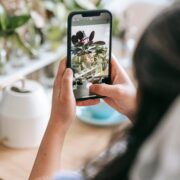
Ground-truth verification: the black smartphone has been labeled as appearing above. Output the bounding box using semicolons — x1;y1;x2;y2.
67;10;112;101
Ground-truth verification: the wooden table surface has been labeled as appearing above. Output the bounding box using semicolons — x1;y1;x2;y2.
0;118;128;180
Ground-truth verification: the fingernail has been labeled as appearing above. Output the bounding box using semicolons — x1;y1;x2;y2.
90;85;95;91
66;68;72;75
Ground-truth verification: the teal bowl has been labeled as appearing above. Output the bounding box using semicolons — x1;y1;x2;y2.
87;101;115;119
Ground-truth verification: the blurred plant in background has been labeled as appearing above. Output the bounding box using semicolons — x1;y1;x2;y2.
0;2;32;72
0;4;33;55
43;0;122;50
43;0;102;50
0;0;122;73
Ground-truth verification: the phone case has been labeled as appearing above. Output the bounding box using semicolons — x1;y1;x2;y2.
67;9;112;101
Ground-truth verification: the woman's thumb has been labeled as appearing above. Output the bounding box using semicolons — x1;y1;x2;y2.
90;84;116;98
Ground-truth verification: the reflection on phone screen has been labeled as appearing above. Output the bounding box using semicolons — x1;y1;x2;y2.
71;12;111;99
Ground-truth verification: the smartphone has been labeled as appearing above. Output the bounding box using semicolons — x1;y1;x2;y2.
67;10;112;101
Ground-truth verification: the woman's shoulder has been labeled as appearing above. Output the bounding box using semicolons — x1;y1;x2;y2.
130;96;180;180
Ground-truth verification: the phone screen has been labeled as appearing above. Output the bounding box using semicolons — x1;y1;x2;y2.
69;11;112;100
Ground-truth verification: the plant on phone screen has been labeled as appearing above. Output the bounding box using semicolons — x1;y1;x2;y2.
71;30;105;55
71;30;108;73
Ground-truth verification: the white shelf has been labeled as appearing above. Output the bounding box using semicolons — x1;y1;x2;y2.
0;45;66;90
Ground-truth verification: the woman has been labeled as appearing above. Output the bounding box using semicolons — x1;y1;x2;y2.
29;4;180;180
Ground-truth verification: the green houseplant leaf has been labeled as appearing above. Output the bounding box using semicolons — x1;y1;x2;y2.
0;4;30;32
0;5;35;58
0;10;30;35
74;0;96;10
63;0;76;10
0;4;8;31
7;15;31;31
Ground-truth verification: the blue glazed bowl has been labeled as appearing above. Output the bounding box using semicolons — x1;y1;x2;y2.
87;101;115;119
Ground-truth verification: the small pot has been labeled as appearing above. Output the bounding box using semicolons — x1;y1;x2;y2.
0;80;50;148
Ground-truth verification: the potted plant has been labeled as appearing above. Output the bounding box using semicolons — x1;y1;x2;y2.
0;4;36;70
43;0;102;51
71;30;107;73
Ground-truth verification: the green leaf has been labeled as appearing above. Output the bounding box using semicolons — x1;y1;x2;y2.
7;15;31;30
74;0;96;10
63;0;76;10
96;0;102;8
0;5;8;31
112;16;121;37
0;14;30;35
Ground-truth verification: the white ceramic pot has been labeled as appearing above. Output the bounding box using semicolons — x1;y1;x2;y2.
0;80;50;148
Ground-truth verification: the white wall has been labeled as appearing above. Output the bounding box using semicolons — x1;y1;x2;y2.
104;0;172;14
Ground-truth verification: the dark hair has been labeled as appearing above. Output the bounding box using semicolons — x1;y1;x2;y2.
91;4;180;180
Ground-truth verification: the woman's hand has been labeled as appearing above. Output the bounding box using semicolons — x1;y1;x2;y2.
91;57;137;120
77;56;137;120
29;57;136;179
30;59;76;179
50;58;76;131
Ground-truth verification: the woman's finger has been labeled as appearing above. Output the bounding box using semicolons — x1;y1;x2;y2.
54;58;67;91
111;54;130;84
60;68;74;102
76;99;100;106
103;97;117;110
90;84;121;99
